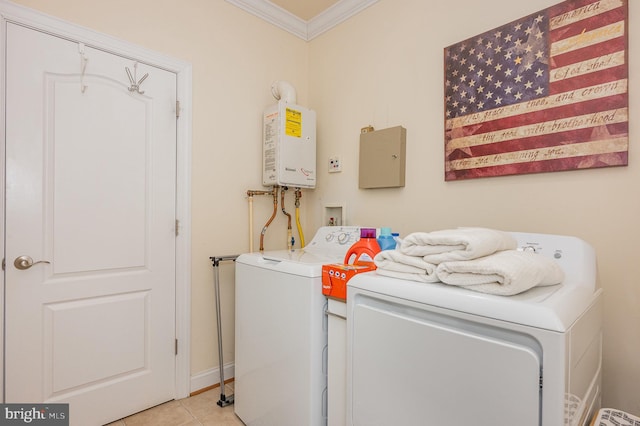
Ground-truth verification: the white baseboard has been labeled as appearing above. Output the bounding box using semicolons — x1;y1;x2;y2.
190;363;235;394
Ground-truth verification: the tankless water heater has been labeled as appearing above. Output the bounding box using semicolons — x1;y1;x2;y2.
263;100;316;188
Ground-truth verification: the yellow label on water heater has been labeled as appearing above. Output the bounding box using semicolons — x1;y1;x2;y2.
285;108;302;137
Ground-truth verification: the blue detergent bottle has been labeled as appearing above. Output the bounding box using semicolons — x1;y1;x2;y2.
377;227;396;251
392;232;400;246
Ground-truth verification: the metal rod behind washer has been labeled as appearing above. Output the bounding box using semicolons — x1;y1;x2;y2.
210;255;240;407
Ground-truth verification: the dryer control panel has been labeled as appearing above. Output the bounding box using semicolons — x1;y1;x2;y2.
510;231;596;288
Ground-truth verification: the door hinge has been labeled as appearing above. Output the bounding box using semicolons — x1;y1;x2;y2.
175;219;180;237
176;100;180;118
175;338;178;355
1;258;5;271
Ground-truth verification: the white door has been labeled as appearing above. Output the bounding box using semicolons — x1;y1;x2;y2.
5;22;177;426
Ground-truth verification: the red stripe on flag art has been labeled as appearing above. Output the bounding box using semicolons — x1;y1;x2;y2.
444;0;628;180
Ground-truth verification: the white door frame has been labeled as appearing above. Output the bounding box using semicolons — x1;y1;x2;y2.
0;0;193;401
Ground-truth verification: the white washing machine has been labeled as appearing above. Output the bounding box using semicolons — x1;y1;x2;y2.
346;232;603;426
234;226;361;426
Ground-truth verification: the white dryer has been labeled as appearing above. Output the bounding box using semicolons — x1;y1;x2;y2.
234;226;361;426
346;232;603;426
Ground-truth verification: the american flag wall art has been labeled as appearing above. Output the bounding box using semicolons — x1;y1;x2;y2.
444;0;628;181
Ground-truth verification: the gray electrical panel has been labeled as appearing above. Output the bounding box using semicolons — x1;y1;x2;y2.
358;126;406;189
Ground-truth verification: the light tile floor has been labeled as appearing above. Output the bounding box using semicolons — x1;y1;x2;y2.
106;383;244;426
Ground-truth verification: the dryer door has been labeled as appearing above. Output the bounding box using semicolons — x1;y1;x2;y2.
348;293;541;426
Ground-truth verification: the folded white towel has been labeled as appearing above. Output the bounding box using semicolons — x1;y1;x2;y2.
374;249;437;275
400;227;517;264
376;267;441;283
373;250;439;283
435;250;565;296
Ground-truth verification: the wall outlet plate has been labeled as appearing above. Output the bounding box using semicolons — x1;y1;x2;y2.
329;156;342;173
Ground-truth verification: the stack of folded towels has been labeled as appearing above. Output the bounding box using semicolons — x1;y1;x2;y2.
373;227;565;296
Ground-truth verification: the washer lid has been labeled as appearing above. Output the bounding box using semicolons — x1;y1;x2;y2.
237;250;337;278
235;226;364;278
261;248;341;264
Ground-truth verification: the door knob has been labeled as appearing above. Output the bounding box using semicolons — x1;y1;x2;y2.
14;255;51;270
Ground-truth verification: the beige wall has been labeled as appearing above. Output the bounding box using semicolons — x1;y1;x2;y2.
308;0;640;414
9;0;639;415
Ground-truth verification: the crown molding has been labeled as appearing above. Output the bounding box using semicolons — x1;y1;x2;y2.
225;0;379;41
226;0;307;39
307;0;378;40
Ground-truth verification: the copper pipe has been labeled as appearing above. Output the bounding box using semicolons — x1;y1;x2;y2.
281;186;293;251
246;187;278;252
247;194;254;252
259;186;278;252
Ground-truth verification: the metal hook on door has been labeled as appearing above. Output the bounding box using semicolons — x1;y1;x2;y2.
125;62;148;95
79;42;88;93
